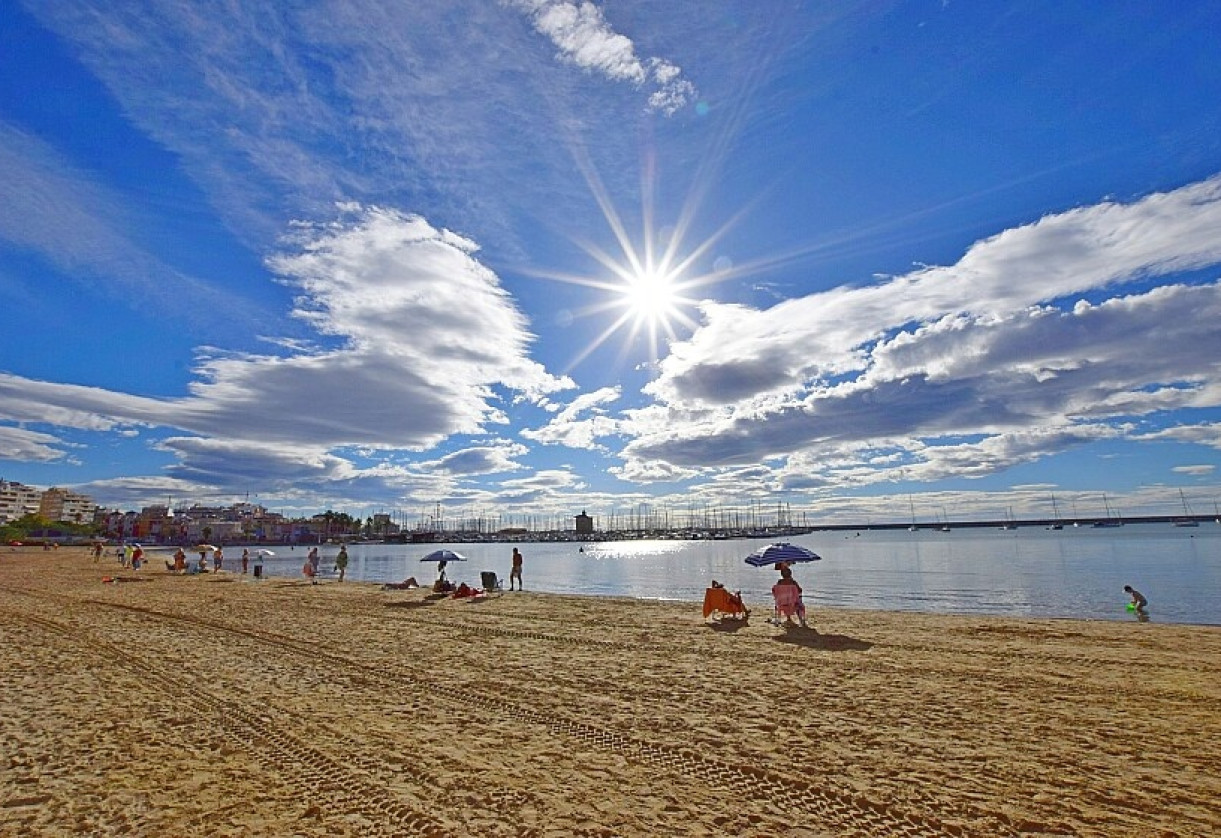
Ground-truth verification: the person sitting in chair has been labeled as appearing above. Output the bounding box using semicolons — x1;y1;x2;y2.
773;566;809;628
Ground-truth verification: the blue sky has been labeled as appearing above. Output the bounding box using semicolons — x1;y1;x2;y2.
3;0;1221;526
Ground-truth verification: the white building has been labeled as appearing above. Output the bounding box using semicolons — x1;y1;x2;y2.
0;480;43;524
39;487;97;524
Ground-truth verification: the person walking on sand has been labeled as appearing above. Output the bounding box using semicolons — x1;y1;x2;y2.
509;547;523;591
213;547;224;572
253;550;265;579
241;548;249;575
335;545;349;582
308;547;320;578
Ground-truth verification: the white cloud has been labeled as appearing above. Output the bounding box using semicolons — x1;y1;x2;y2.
1172;464;1215;475
422;442;529;475
0;208;573;488
0;426;69;462
648;176;1221;409
1138;423;1221;450
522;385;622;449
506;0;697;114
612;177;1221;487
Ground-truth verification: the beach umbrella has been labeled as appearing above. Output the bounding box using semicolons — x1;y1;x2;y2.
744;542;822;568
254;549;275;557
194;544;219;552
420;549;467;563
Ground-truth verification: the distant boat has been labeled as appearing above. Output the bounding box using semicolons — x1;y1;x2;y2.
1000;506;1017;531
1048;494;1063;530
937;506;951;532
1173;489;1199;527
908;496;918;532
1092;493;1123;528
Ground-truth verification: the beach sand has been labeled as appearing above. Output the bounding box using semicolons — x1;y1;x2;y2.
1;547;1218;837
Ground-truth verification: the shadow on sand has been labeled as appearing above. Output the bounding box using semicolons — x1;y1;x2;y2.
772;626;873;651
705;619;750;633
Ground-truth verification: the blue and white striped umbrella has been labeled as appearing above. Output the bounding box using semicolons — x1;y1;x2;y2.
743;542;822;567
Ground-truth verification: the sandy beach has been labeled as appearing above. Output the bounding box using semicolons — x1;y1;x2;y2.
1;547;1218;837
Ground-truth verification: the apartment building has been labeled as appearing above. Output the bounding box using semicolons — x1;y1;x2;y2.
0;479;43;523
39;487;98;524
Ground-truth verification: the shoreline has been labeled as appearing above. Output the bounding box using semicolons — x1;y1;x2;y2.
2;547;1219;836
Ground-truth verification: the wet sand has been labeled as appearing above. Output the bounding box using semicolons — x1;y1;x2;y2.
1;546;1218;836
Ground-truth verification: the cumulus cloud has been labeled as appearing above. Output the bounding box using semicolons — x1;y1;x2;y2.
0;208;573;493
522;386;623;449
506;0;696;114
422;442;529;475
611;178;1221;488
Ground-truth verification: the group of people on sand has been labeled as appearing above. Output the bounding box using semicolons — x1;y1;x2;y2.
301;545;349;584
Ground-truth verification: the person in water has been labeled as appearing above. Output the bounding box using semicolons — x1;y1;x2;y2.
1124;585;1148;615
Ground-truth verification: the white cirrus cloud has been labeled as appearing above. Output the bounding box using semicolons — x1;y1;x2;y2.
506;0;697;114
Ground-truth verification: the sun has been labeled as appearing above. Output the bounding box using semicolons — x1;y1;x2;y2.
622;267;680;324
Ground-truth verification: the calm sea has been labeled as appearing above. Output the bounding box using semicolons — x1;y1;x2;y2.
239;523;1221;625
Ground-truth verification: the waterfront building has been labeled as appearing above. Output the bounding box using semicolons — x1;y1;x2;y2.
575;510;594;535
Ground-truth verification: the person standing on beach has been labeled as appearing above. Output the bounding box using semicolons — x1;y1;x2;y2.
509;547;523;591
335;545;349;582
308;547;320;578
253;551;264;579
241;549;249;574
213;547;224;572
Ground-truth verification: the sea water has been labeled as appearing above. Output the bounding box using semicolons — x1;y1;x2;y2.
239;523;1221;625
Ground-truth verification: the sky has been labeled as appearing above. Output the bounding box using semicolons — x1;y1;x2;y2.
3;0;1221;528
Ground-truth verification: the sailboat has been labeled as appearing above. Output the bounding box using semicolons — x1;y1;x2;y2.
936;507;951;532
999;507;1017;530
1173;489;1199;527
1092;493;1123;527
907;496;918;532
1047;494;1063;530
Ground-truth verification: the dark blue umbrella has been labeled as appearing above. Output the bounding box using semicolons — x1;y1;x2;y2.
420;549;467;563
744;542;822;567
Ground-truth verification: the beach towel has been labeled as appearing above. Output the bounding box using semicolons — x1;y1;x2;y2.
702;587;748;619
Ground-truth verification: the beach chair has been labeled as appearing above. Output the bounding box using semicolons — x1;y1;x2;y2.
771;583;807;626
480;571;503;592
702;586;749;621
